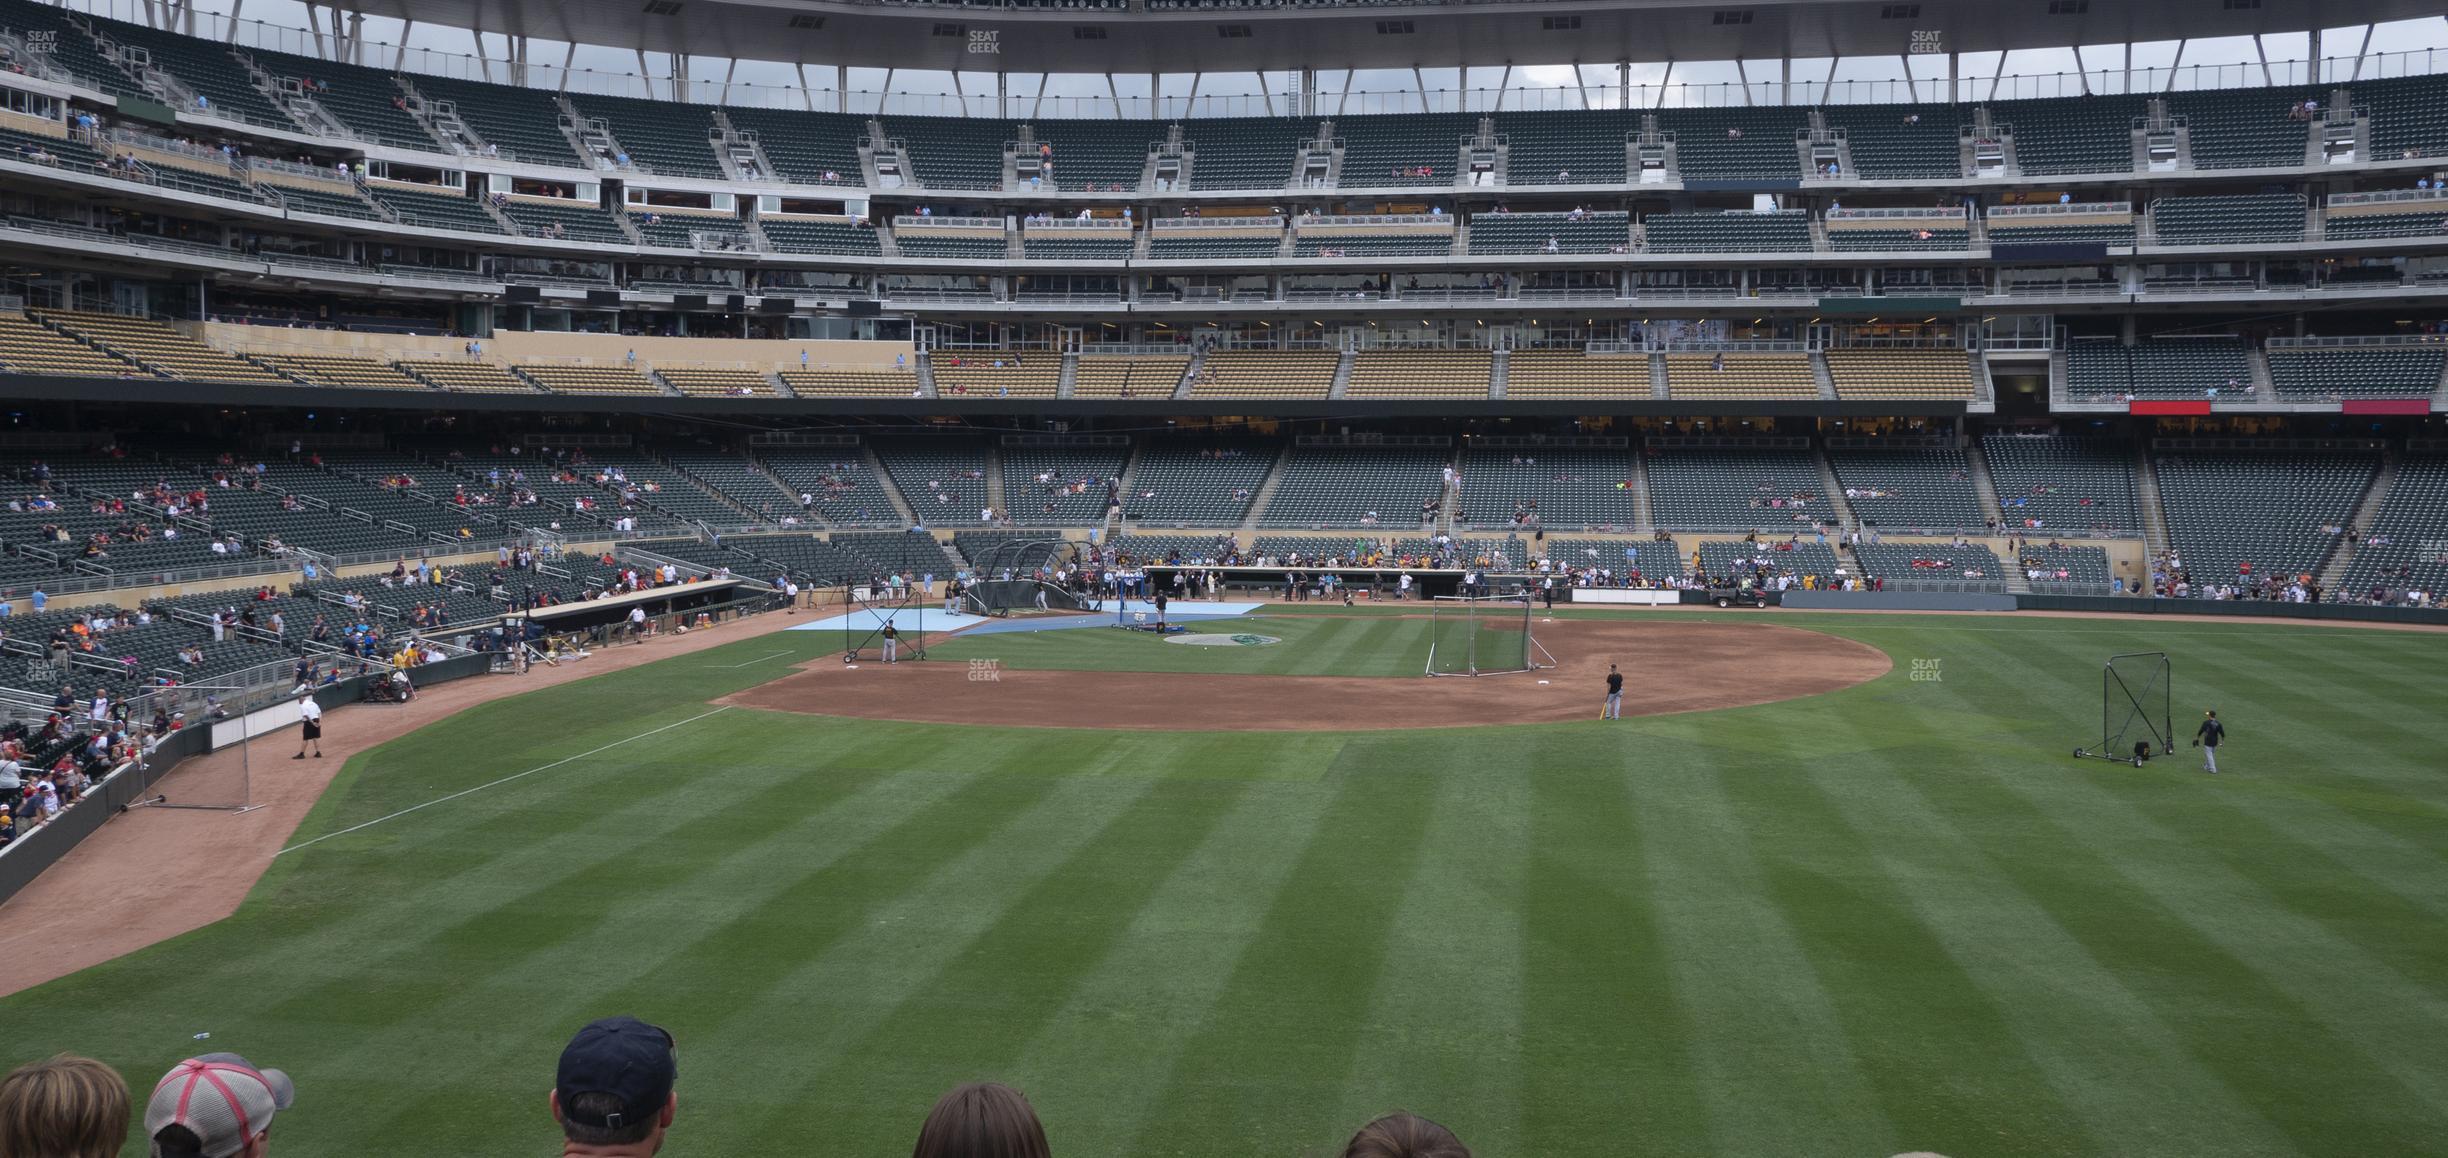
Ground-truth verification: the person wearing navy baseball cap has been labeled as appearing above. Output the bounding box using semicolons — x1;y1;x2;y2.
551;1017;679;1157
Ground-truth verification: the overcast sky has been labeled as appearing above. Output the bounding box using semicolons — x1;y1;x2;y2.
53;0;2448;115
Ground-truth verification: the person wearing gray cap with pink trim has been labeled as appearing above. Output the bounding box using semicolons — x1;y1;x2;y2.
144;1052;295;1158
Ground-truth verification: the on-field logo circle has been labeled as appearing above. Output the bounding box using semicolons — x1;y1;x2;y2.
1163;633;1282;647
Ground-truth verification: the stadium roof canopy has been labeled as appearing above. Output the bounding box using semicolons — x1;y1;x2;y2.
343;0;2438;75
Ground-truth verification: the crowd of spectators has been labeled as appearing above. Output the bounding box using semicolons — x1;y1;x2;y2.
0;1022;1481;1158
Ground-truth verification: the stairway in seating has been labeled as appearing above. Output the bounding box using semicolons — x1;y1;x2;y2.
750;454;825;526
1173;346;1205;400
1810;352;1837;399
1649;352;1671;399
1488;348;1509;398
2316;449;2396;592
1057;352;1078;399
1812;445;1859;531
862;443;920;526
983;443;1007;518
914;352;939;397
1326;350;1355;399
1629;448;1655;531
2247;346;2279;404
1109;440;1144;532
1965;439;2007;528
1239;443;1295;531
2131;439;2172;557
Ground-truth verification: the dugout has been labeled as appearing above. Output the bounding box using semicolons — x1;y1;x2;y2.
512;579;749;641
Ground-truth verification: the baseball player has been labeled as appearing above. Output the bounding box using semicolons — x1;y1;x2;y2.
1603;664;1623;720
2193;709;2226;774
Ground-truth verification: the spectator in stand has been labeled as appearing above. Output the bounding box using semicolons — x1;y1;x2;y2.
144;1053;296;1158
910;1082;1050;1158
551;1017;680;1157
1341;1112;1470;1158
0;1053;131;1158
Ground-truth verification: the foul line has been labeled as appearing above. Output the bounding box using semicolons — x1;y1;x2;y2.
274;707;733;857
709;649;794;668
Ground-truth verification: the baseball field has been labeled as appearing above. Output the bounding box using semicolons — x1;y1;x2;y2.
5;606;2444;1157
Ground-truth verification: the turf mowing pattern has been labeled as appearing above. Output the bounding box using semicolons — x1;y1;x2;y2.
5;609;2445;1157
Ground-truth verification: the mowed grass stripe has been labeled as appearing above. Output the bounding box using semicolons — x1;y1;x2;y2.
1123;742;1439;1154
1329;735;1531;1152
1630;732;1894;1154
1514;730;1709;1155
1004;778;1344;1154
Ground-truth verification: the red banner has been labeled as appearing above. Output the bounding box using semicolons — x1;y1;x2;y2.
2340;398;2434;416
2129;400;2212;416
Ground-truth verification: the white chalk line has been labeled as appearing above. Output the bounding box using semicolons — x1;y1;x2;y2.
274;707;733;857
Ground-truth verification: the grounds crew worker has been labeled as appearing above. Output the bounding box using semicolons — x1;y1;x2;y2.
2193;709;2226;774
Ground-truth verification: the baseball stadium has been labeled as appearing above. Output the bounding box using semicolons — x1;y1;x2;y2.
0;0;2445;1153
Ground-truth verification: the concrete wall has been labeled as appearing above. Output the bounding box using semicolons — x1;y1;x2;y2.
193;323;914;372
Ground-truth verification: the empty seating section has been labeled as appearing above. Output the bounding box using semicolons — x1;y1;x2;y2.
1821;106;1962;179
1455;448;1639;530
1854;541;2007;584
1664;354;1817;400
1979;435;2139;533
633;209;745;249
1030;121;1154;189
1827;447;1987;532
874;441;992;523
2357;74;2448;162
268;180;382;220
666;453;792;515
1645;448;1824;530
584;456;737;525
2131;338;2251;398
1658;107;1805;180
718;106;864;185
1468;212;1627;255
246;48;434;150
0;313;140;376
829;530;960;580
2015;544;2115;591
780;366;920;396
1147;231;1282;259
1984;213;2136;245
1502;109;1636;185
35;311;287;383
85;14;290;127
2155;450;2376;585
2341;455;2448;599
1108;533;1234;563
2167;86;2318;169
2065;342;2131;402
1502;351;1650;399
1259;446;1450;527
759;218;882;254
369;184;503;233
760;451;899;525
262;354;433;390
1343;350;1489;399
931;354;1059;397
1642;211;1811;253
658;366;776;397
0;121;107;167
894;233;1010;260
2153;193;2305;243
1192;350;1336;398
2323;207;2448;240
1181;118;1296;189
1021;232;1134;260
567;93;722;179
1824;349;1975;400
117;150;263;203
1122;443;1274;525
1003;447;1127;524
890;116;1010;189
1824;225;1967;252
2266;345;2446;398
1697;541;1842;584
1336;113;1474;186
410;75;583;167
1992;95;2147;175
1072;356;1184;398
516;364;666;395
401;359;540;393
1291;233;1452;258
499;198;628;243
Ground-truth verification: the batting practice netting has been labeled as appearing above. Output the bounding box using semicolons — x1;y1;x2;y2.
1424;595;1554;676
2074;651;2172;766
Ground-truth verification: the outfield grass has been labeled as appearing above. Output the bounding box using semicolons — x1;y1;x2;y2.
5;610;2446;1157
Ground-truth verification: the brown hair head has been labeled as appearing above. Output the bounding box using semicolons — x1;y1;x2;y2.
910;1082;1050;1158
0;1054;131;1158
1342;1112;1471;1158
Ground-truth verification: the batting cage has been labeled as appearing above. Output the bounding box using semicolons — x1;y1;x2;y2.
2074;651;2173;766
843;588;928;663
1424;594;1554;676
959;537;1099;616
